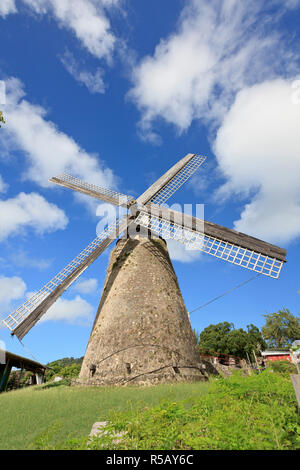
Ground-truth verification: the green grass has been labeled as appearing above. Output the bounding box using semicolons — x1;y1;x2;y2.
82;370;300;451
1;369;299;450
84;370;300;451
0;381;210;450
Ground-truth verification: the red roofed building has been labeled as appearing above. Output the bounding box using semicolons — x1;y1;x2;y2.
261;350;291;362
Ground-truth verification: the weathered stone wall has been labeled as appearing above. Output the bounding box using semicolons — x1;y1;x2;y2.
79;235;205;386
201;357;252;377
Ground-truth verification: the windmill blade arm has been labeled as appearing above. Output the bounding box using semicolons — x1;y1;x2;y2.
135;205;287;279
50;174;135;208
137;153;206;206
2;217;130;340
140;204;287;261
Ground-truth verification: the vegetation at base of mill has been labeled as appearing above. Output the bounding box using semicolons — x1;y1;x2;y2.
29;369;300;451
0;381;210;450
268;359;298;374
3;308;299;449
45;356;83;382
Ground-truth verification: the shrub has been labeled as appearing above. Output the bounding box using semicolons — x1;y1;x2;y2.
268;360;297;375
34;370;300;450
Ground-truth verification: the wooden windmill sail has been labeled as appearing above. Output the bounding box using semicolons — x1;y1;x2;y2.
2;153;287;385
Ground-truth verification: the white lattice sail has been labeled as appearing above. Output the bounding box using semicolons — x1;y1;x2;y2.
137;154;206;206
50;174;135;208
2;217;131;339
150;154;206;205
135;211;284;279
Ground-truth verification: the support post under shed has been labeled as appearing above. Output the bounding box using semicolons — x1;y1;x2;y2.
290;374;300;408
0;360;12;393
0;349;48;393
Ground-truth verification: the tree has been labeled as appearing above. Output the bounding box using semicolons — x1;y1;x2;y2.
246;324;267;353
0;110;5;127
45;356;83;381
222;328;249;357
198;322;233;354
261;308;300;349
198;321;266;359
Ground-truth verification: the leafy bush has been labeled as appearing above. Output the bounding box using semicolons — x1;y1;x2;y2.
32;370;300;450
268;360;297;375
56;364;81;379
45;357;83;382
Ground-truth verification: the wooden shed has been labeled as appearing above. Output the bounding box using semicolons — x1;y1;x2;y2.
0;349;47;392
261;350;291;362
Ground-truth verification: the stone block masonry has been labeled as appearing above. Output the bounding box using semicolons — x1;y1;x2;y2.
78;235;205;386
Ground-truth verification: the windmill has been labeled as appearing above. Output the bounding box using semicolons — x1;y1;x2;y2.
2;153;287;385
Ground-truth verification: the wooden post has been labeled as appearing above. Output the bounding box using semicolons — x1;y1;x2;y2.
0;359;12;392
0;364;5;385
246;352;252;366
253;349;260;370
16;366;24;389
290;375;300;407
35;372;44;385
244;352;252;375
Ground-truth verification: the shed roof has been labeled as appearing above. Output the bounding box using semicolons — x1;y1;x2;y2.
0;349;48;373
261;351;291;357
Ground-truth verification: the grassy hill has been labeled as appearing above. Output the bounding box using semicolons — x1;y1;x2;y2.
0;366;299;450
0;381;210;450
45;356;83;382
47;356;83;368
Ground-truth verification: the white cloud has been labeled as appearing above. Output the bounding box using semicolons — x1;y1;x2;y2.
0;276;26;313
187;171;211;199
40;294;94;325
0;0;17;18
282;0;300;8
214;79;300;244
11;250;52;270
101;0;121;7
0;77;116;194
127;0;300;246
21;0;118;61
73;277;98;294
167;239;202;263
128;0;298;141
60;49;105;94
0;192;68;241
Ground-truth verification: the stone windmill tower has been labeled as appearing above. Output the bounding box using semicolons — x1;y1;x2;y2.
79;235;202;385
2;154;287;385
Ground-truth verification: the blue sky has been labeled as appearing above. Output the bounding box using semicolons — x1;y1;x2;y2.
0;0;299;364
